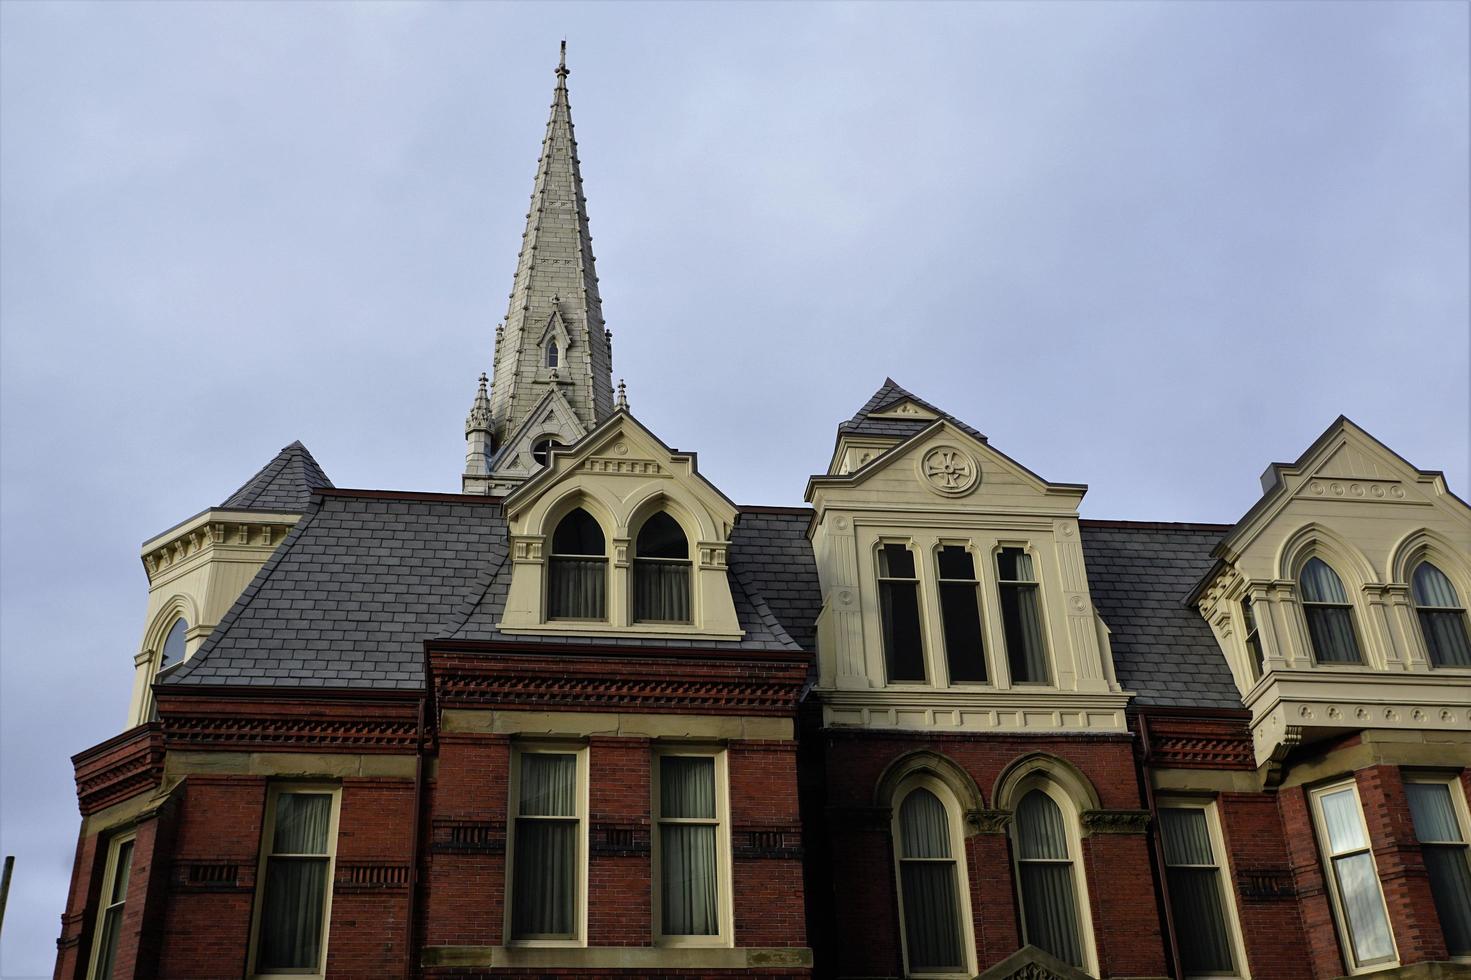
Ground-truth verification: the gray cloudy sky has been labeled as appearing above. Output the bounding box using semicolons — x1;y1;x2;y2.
1;1;1466;974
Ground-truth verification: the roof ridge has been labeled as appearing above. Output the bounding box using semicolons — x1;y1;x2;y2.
1079;519;1234;531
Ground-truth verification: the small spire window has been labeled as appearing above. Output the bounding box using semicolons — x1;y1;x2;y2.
1299;558;1361;664
545;341;559;369
1412;561;1471;668
633;513;691;624
548;508;606;621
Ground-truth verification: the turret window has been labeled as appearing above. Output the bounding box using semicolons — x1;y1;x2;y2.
1013;788;1087;968
548;508;607;620
878;543;926;682
1411;562;1471;668
998;548;1049;684
634;513;692;624
936;546;986;683
1299;558;1362;664
160;618;187;671
1241;598;1264;681
894;787;967;974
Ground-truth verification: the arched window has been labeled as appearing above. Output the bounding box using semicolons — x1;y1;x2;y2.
1014;789;1086;969
532;438;564;467
895;788;967;975
545;341;559;369
548;508;606;620
1412;561;1471;668
160;618;188;671
633;512;691;624
1299;558;1361;664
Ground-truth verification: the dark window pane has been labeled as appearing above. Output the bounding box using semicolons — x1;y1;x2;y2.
1305;606;1361;663
256;857;329;970
634;560;690;623
512;820;577;938
1019;863;1085;967
937;545;975;580
940;582;986;682
880;580;925;681
997;547;1034;582
879;543;916;579
636;512;688;559
552;508;604;556
1001;583;1049;683
661;824;719;935
1420;610;1471;667
160;618;187;669
1424;845;1471;955
532;439;564;467
1167;867;1235;974
900;861;965;971
548;557;606;619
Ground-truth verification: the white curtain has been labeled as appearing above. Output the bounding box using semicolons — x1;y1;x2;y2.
898;790;964;971
999;551;1048;683
634;560;691;622
513;754;578;938
1159;809;1233;973
548;557;606;619
1406;783;1471;955
1016;790;1084;968
1413;564;1471;666
660;757;718;935
257;793;332;971
1300;559;1361;663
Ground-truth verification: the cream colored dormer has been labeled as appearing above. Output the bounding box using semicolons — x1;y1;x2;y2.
806;389;1129;735
497;410;743;640
1192;418;1471;769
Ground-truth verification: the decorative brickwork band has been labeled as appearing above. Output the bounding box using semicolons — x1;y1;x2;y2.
72;724;165;815
1236;867;1297;901
337;862;411;890
171;861;248;893
430;819;506;855
733;825;803;860
967;809;1013;834
590;822;650;857
1080;808;1151;835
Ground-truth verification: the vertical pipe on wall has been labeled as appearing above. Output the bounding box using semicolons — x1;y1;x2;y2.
1139;713;1185;979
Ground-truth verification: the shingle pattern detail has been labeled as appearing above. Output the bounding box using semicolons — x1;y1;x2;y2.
728;511;820;654
1078;521;1243;709
219;441;334;513
839;378;987;443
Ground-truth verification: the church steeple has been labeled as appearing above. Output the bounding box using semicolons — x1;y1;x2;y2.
474;42;613;491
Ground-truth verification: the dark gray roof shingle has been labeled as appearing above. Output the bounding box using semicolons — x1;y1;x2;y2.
1079;521;1244;709
838;378;987;443
220;441;334;512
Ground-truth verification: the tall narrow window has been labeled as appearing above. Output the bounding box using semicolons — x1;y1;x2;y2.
1299;558;1362;664
160;618;188;671
1412;562;1471;668
634;513;692;624
655;753;725;941
87;832;136;980
545;341;559;368
548;508;606;620
1313;782;1395;970
937;546;986;683
895;788;966;974
510;751;582;941
1160;806;1238;976
252;786;339;975
878;543;925;682
1014;789;1086;968
998;548;1049;684
1240;598;1264;682
1404;780;1471;956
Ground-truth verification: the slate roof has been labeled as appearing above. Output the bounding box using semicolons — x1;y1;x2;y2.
1078;520;1243;709
838;378;987;443
220;441;334;513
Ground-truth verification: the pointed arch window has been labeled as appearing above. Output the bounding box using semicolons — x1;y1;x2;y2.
894;787;967;975
634;512;691;624
1411;562;1471;668
548;508;606;620
545;341;559;369
1300;558;1361;664
1014;789;1087;969
160;618;188;671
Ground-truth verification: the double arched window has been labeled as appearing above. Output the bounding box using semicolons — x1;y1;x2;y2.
1012;788;1088;969
546;507;693;625
633;512;691;624
1412;561;1471;668
893;785;969;976
548;508;607;620
1299;557;1362;664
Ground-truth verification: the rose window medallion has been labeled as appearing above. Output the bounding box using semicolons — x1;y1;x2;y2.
920;445;979;496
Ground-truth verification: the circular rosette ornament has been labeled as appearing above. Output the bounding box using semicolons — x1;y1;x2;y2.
919;445;979;496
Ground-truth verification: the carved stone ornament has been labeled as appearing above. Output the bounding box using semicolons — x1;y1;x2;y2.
967;809;1014;834
977;944;1095;980
919;445;979;496
1079;808;1151;835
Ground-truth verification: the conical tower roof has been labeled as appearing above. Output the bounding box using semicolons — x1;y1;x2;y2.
220;441;333;512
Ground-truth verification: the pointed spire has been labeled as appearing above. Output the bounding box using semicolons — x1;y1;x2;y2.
463;373;495;490
616;379;628;411
221;441;333;513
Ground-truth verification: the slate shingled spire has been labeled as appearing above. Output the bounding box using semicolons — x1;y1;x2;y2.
485;42;613;450
219;441;333;513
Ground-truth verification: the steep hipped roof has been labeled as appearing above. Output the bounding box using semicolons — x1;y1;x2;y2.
1079;520;1242;709
219;441;333;513
838;378;987;442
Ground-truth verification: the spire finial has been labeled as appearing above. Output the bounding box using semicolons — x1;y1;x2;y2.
616;379;628;411
556;40;569;79
478;372;488;392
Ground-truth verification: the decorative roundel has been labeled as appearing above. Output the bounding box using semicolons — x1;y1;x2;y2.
919;445;979;496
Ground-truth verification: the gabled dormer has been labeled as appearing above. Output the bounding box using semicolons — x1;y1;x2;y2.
1191;417;1471;767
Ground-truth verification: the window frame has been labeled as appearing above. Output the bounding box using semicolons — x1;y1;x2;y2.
995;544;1052;686
934;542;989;686
246;782;343;980
876;539;929;684
890;776;977;979
650;746;733;948
1008;779;1096;975
504;743;590;947
1410;560;1471;670
545;508;609;623
1297;557;1364;666
632;512;694;626
1157;799;1251;979
86;829;138;980
1239;598;1264;684
1309;779;1399;974
1402;773;1471;960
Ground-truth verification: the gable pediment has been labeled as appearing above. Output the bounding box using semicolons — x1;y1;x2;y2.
490;388;587;483
866;397;938;421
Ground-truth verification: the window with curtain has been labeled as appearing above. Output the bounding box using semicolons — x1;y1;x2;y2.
998;548;1049;684
1314;783;1395;969
1240;599;1264;682
634;513;692;624
160;618;187;671
88;832;135;980
895;788;966;974
1411;562;1471;668
1404;781;1471;956
656;754;723;939
1159;807;1237;976
878;543;926;682
253;788;337;974
1014;789;1086;969
936;546;986;684
548;508;606;620
511;751;581;940
1299;558;1362;664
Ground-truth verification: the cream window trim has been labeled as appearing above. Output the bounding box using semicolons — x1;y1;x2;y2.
1309;780;1398;974
651;747;733;948
993;542;1054;689
890;776;978;979
1008;778;1097;977
932;541;991;689
1157;800;1251;979
876;539;930;685
86;829;138;980
1402;773;1471;961
504;743;590;947
246;782;342;980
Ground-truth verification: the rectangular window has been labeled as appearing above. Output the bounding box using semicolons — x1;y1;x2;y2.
878;543;926;682
250;784;340;977
87;831;136;980
509;748;585;942
1404;779;1471;956
937;545;987;683
1312;782;1396;971
653;751;728;944
997;547;1049;684
1241;598;1264;682
1160;806;1241;976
